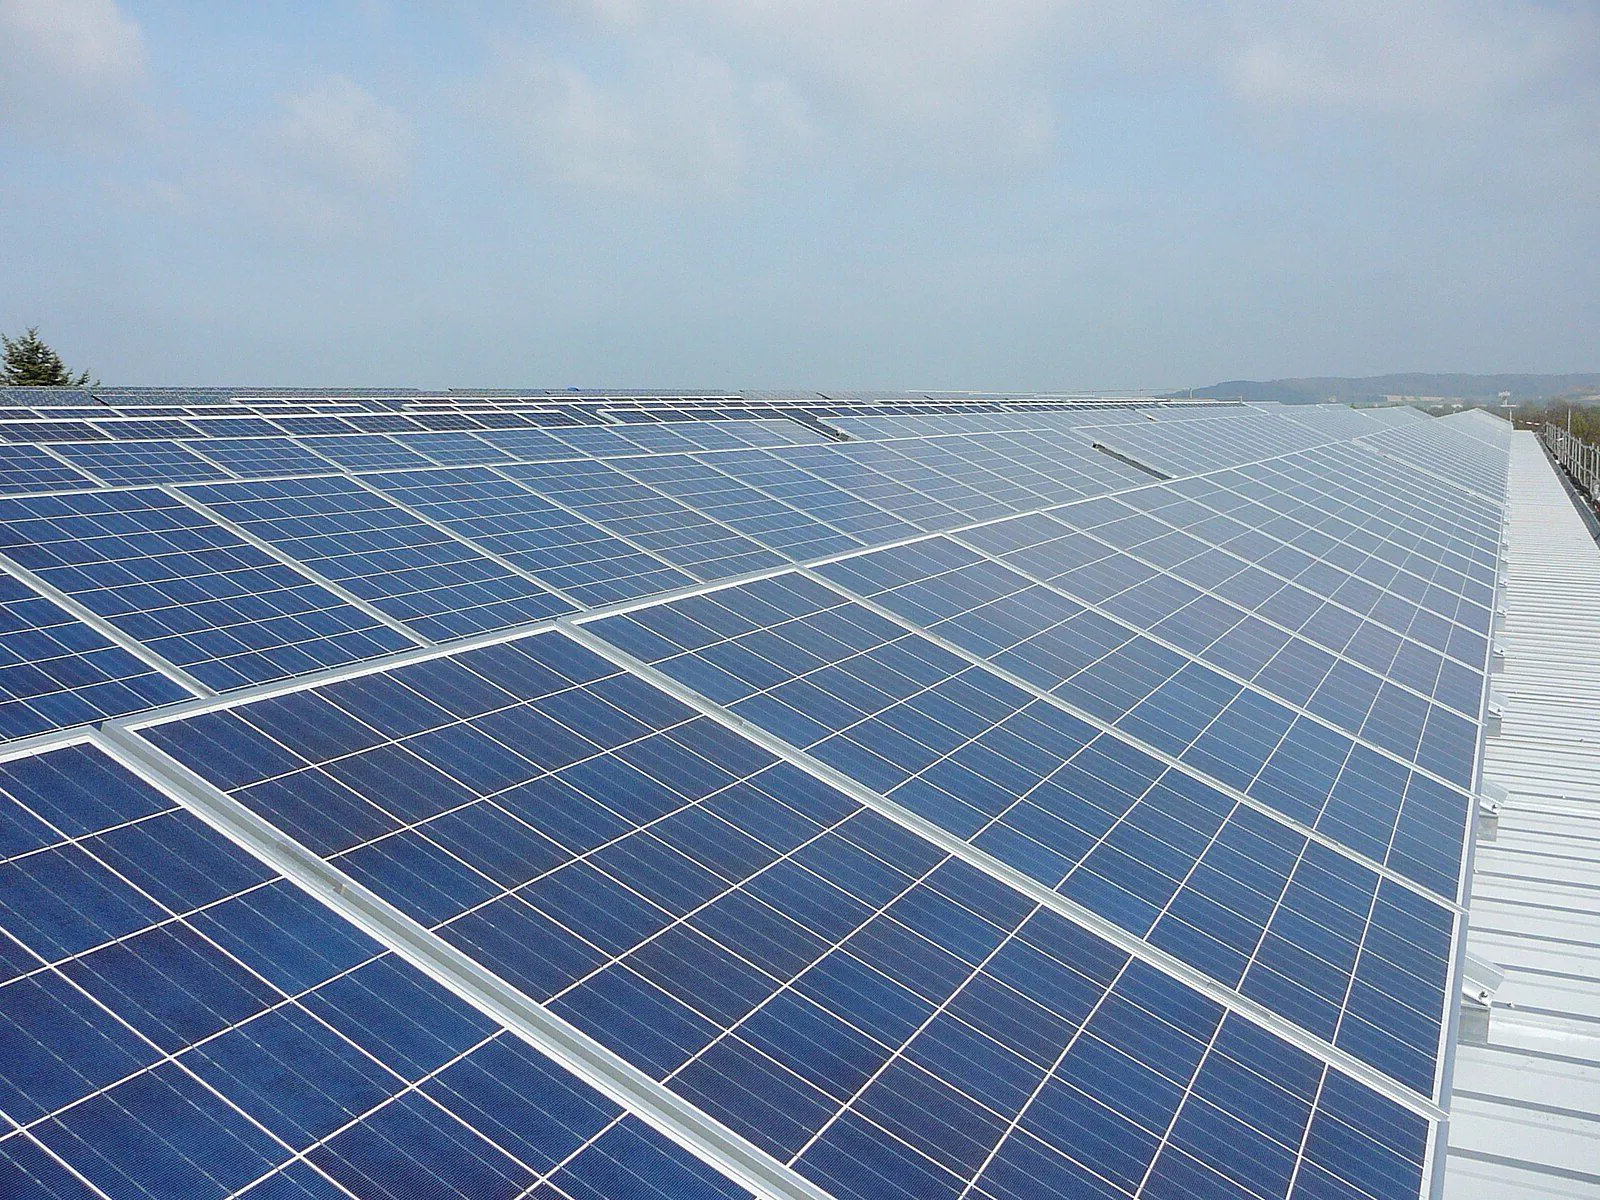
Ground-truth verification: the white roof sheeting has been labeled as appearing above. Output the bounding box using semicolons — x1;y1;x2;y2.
1445;431;1600;1198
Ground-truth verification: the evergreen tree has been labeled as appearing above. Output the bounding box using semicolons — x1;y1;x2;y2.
1;328;92;387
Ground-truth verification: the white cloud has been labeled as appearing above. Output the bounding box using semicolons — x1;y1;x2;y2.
1221;1;1597;117
555;0;1077;170
0;0;148;142
177;76;414;239
489;39;808;197
271;75;410;195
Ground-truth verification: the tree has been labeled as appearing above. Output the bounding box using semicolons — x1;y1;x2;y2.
1;328;92;387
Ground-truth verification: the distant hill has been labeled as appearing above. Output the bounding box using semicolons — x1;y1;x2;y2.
1173;373;1600;405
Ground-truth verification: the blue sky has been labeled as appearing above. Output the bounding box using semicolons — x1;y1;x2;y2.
0;1;1595;389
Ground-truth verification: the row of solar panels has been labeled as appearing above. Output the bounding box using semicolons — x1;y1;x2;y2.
0;399;1512;1200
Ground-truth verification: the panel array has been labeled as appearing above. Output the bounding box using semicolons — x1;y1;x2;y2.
0;395;1512;1200
137;630;1438;1200
0;739;752;1200
588;573;1458;1096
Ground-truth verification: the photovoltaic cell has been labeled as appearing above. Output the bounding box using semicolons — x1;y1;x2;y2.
362;466;696;606
0;399;1509;1200
50;439;234;487
180;474;576;640
0;740;751;1200
588;575;1456;1094
0;574;193;740
140;630;1436;1200
0;444;98;495
0;488;415;690
501;460;789;581
187;437;339;479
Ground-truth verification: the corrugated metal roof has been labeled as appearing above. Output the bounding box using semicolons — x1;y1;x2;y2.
1445;430;1600;1198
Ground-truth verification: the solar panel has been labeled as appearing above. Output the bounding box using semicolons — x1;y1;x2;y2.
50;438;235;487
0;738;754;1200
0;444;99;495
363;466;697;605
0;397;1513;1199
501;460;789;581
585;573;1459;1094
0;574;195;739
134;630;1437;1200
0;488;417;690
188;436;340;479
179;474;577;639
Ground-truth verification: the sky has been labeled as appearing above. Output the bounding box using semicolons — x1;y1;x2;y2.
0;0;1595;390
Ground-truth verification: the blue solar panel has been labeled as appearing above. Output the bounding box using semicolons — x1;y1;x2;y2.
362;466;696;605
587;575;1457;1095
138;629;1438;1200
294;433;436;472
0;444;98;495
0;400;1510;1199
0;740;753;1200
501;460;789;581
396;432;518;466
0;573;194;741
606;455;863;561
180;474;576;639
188;437;339;479
0;488;416;690
50;438;234;487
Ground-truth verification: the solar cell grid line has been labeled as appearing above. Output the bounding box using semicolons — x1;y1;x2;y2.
87;418;205;440
1075;484;1496;677
1214;457;1497;575
292;433;438;472
186;417;284;438
903;526;1481;894
1205;479;1501;639
0;736;764;1200
0;443;100;495
179;436;343;480
0;420;110;444
960;429;1159;498
832;440;1025;524
1181;466;1500;618
1289;449;1506;579
46;438;237;488
408;412;491;431
876;436;1062;511
1286;438;1505;534
548;424;658;457
603;453;864;562
0;568;199;741
342;412;429;433
394;430;521;466
1358;422;1510;499
1150;475;1503;668
0;486;417;693
126;632;1443;1199
163;485;436;650
820;532;1485;810
359;465;699;606
780;443;971;530
473;425;578;462
498;459;790;582
924;434;1107;506
1228;448;1504;571
175;474;577;642
701;449;923;545
955;501;1489;729
576;579;1461;1098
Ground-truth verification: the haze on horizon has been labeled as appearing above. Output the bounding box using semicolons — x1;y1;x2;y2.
0;0;1595;391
